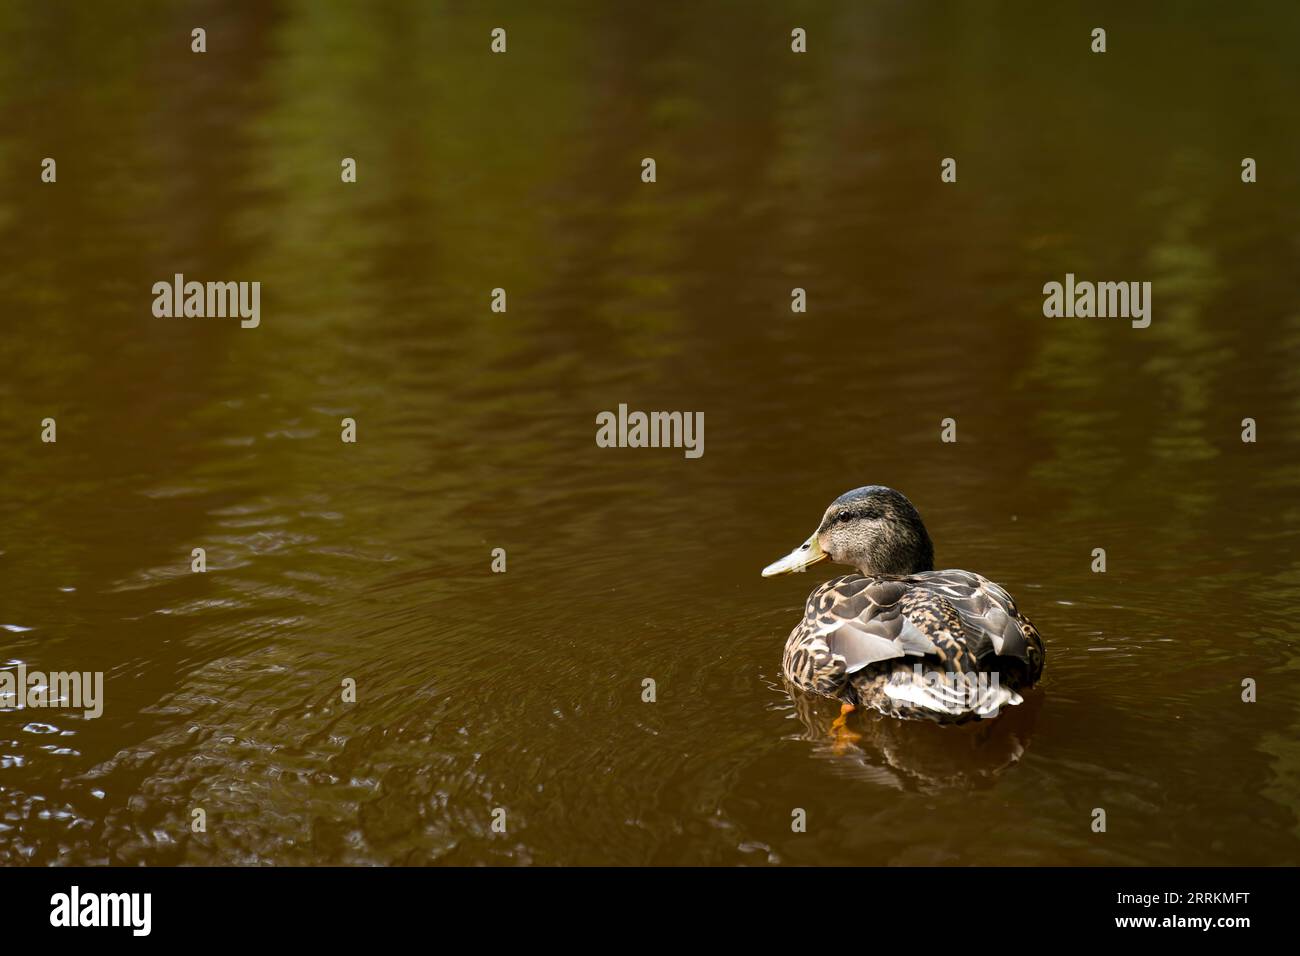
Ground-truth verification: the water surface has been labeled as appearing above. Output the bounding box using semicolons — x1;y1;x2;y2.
2;0;1299;865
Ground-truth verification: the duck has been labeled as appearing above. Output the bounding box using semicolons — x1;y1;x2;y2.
762;485;1044;723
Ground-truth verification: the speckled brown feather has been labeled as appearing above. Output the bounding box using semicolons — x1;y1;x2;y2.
782;571;1044;720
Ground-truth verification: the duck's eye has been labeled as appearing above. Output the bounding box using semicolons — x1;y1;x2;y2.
836;511;853;523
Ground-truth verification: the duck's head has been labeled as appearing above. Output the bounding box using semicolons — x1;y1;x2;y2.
761;485;935;578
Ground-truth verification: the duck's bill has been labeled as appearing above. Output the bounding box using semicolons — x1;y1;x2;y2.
761;534;828;576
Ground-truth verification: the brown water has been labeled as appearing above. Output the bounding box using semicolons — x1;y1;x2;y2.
2;0;1299;866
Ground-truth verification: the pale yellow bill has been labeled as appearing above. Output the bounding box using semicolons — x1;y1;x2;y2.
761;533;828;576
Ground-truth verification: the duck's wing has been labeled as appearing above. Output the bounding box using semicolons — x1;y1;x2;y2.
910;570;1045;683
782;572;1045;699
783;575;940;697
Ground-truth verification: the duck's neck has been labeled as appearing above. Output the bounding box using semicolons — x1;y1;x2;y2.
854;524;934;576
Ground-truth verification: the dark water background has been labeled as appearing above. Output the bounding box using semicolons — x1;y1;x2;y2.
2;0;1299;865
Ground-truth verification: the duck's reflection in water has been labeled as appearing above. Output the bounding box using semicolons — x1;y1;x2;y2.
782;681;1043;792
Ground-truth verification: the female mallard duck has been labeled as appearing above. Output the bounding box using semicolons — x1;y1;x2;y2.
763;486;1044;722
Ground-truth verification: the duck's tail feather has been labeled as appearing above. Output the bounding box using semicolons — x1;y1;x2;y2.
869;664;1024;720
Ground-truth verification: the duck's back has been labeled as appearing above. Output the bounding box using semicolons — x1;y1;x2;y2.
782;571;1044;720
